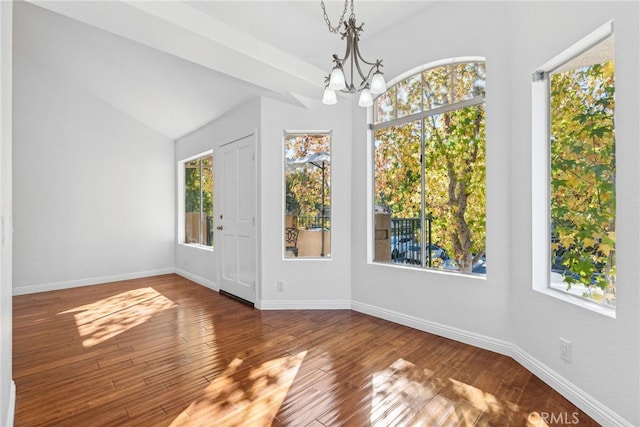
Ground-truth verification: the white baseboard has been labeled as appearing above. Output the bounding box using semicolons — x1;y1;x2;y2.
12;268;176;296
257;299;351;310
510;345;632;427
6;380;15;427
351;300;631;427
174;269;218;291
351;301;513;356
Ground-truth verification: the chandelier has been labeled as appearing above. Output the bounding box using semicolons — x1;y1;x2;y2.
320;0;387;107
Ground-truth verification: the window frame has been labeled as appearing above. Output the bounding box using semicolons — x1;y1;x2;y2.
531;21;615;317
178;150;214;251
283;131;333;260
369;58;487;277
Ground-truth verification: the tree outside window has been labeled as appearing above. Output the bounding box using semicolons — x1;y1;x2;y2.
373;61;486;275
185;155;213;247
284;133;331;258
549;35;615;307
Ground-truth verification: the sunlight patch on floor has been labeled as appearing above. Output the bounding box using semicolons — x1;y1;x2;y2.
58;287;176;348
371;358;439;425
448;377;515;423
370;358;512;426
170;351;307;427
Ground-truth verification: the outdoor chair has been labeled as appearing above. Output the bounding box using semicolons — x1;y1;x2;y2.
285;227;299;257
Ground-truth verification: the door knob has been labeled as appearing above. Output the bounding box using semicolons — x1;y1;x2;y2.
216;225;223;231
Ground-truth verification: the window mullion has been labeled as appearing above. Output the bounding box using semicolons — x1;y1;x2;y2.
372;96;484;132
199;159;204;245
420;119;427;269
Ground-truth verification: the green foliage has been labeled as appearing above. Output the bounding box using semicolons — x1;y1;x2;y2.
550;61;616;298
185;156;213;245
425;105;486;271
374;62;486;273
185;156;213;215
285;135;331;220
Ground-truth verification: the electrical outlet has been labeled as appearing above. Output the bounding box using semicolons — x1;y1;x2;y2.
277;281;285;292
560;338;571;362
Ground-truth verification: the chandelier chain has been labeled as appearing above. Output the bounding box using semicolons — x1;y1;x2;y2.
320;0;354;34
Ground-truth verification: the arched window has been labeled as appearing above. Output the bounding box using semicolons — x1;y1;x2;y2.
372;60;486;275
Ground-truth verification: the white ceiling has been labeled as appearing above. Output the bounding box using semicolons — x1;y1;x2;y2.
16;1;436;140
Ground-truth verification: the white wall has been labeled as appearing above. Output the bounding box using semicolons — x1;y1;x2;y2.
175;99;261;289
12;54;176;294
176;96;352;307
0;1;14;424
508;2;639;425
352;1;512;342
259;97;352;307
351;1;639;425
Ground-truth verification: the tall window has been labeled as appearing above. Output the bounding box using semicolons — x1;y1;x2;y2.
284;133;331;258
373;61;486;275
534;24;615;308
185;155;213;247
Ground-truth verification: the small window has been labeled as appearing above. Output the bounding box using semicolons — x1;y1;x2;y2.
184;154;213;247
284;132;331;259
533;22;615;310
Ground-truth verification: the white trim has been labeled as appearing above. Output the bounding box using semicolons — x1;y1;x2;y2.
283;129;333;136
351;300;632;427
531;78;550;295
256;299;351;310
385;56;486;89
351;301;512;356
178;149;214;164
537;286;615;318
6;380;15;427
531;21;617;316
11;268;175;296
177;242;214;252
177;150;214;246
175;268;218;291
511;345;632;427
282;131;333;260
537;21;614;74
367;260;487;281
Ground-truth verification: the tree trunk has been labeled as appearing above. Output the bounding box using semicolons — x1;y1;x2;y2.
443;109;483;273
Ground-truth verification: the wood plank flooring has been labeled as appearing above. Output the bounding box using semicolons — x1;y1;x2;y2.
12;274;599;426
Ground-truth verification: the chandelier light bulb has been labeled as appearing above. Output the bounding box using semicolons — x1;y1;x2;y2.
358;87;373;107
322;87;338;105
370;71;387;95
329;67;346;91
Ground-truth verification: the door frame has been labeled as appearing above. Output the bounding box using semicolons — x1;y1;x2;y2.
214;133;259;304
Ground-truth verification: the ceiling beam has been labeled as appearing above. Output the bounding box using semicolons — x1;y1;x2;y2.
28;0;325;99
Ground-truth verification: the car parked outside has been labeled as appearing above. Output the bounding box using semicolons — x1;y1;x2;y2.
391;236;449;266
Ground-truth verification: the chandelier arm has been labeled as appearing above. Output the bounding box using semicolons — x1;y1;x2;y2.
335;32;352;69
352;34;379;84
354;49;380;67
321;2;385;104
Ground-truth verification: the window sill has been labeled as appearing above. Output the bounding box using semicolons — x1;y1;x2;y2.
283;255;332;261
179;243;214;252
370;260;487;281
534;286;616;319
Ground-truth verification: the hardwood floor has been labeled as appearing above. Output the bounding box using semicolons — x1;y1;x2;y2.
13;274;599;426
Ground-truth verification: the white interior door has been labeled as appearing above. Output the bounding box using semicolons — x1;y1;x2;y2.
216;135;256;304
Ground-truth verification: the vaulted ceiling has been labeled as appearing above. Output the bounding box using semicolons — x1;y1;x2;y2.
15;1;435;140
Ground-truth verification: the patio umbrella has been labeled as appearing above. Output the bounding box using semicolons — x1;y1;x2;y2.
286;151;330;256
